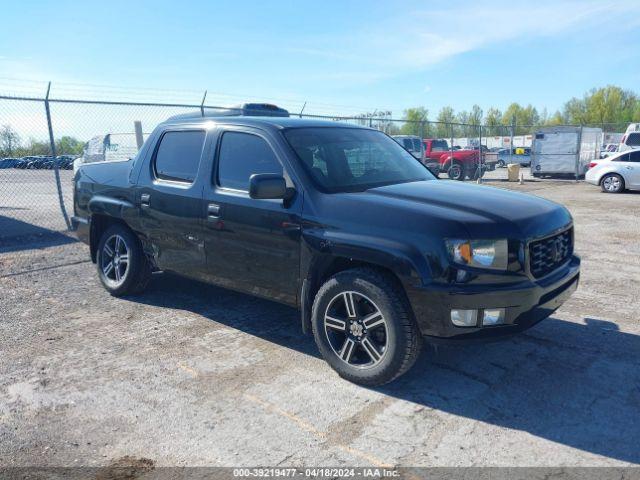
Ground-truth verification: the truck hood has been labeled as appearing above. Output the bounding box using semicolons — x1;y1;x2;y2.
359;180;572;240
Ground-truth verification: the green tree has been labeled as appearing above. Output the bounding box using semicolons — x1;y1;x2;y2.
56;136;85;156
456;110;470;137
435;106;455;138
0;125;21;157
17;139;50;156
484;108;503;136
501;103;540;134
400;107;430;137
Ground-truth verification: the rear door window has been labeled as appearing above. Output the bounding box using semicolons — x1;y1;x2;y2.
217;131;282;191
628;150;640;162
154;130;205;183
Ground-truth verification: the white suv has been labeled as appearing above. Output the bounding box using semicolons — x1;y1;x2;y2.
619;124;640;152
585;149;640;193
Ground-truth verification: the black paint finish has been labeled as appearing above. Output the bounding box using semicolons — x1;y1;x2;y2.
72;116;579;341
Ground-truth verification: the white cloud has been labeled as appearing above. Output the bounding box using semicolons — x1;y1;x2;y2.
286;0;640;81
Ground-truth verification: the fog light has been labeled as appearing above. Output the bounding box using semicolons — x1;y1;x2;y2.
483;308;506;326
451;309;478;327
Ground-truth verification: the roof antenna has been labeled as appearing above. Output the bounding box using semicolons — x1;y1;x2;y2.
299;101;307;118
200;90;207;117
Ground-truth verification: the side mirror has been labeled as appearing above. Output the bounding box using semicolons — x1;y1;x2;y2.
249;173;287;200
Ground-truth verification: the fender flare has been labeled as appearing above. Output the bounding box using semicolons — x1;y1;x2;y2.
88;195;135;219
87;195;136;261
299;231;433;334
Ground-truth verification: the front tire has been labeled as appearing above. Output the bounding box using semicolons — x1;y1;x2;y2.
601;173;625;193
311;268;422;386
447;162;464;181
96;224;151;296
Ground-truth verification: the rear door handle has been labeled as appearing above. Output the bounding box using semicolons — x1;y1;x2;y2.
207;203;220;221
140;193;150;208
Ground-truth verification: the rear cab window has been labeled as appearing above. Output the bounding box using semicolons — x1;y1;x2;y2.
153;130;206;183
431;140;448;152
217;131;282;191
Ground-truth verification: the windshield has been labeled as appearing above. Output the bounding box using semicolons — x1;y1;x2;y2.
284;128;435;193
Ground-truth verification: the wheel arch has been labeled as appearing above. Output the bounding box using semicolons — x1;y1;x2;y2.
89;214;132;263
299;243;429;335
598;170;627;186
87;196;137;263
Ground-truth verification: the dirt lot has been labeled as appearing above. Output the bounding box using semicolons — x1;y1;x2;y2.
1;177;639;468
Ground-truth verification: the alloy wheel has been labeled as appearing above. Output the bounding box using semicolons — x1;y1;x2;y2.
324;291;388;369
101;234;130;286
603;175;621;192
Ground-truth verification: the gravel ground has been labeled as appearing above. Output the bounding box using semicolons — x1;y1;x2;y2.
1;177;639;469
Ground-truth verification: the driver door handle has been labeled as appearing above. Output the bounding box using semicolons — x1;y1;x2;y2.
207;203;221;221
140;193;150;208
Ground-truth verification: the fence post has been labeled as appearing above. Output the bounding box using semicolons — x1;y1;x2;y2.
510;115;516;166
44;81;71;230
200;90;207;117
134;121;144;150
576;125;583;182
477;124;483;183
449;123;454;165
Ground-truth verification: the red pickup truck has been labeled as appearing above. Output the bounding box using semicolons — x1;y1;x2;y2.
423;139;482;181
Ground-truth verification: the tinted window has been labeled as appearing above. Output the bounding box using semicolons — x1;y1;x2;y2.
284;128;434;193
431;140;448;151
627;133;640;146
613;153;630;162
412;139;422;151
628;150;640;162
154;130;205;183
217;132;282;191
402;138;413;150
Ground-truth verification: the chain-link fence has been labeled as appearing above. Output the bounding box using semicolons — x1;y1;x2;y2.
0;86;627;274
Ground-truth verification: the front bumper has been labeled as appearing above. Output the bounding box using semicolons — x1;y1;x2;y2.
405;255;580;342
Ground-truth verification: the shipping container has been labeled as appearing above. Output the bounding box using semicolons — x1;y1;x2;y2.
531;126;602;178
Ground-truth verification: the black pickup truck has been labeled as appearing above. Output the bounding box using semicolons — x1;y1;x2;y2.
73;105;580;386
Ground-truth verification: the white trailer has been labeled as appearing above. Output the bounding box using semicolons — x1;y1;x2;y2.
531;126;602;178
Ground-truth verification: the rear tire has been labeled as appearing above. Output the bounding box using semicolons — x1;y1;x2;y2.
96;224;152;296
601;173;625;193
311;268;422;386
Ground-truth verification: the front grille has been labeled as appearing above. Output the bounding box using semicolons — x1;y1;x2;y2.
529;228;573;278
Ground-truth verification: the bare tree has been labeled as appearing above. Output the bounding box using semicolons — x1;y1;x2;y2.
0;125;21;157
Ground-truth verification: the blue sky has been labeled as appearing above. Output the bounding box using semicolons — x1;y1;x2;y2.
1;0;640;117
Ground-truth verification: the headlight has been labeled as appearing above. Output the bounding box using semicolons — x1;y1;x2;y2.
446;239;509;270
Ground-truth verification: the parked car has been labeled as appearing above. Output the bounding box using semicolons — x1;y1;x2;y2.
392;135;425;160
497;147;531;167
73;106;580;386
422;138;483;180
586;149;640;193
0;158;19;169
600;143;618;158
